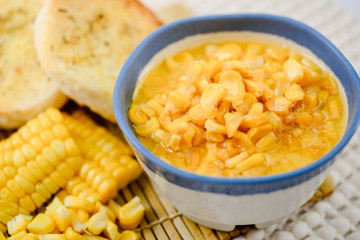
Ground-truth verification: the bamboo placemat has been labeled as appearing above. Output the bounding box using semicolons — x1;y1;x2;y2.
112;173;333;240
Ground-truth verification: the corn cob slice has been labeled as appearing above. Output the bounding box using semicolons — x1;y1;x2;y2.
63;111;142;203
0;108;84;224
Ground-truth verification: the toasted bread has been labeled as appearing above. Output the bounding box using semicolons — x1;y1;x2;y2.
34;0;162;122
0;0;67;129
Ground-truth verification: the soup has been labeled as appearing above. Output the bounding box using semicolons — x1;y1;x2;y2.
128;33;346;177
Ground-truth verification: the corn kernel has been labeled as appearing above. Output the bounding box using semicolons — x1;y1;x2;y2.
120;230;139;240
103;221;121;240
87;211;108;235
265;96;292;115
65;227;87;240
255;132;277;152
119;196;145;230
283;58;304;82
204;119;227;135
285;83;305;101
135;117;160;137
219;70;245;101
64;196;94;212
7;230;27;240
235;153;266;174
225;151;250;169
27;213;55;234
200;84;226;106
19;195;36;213
247;123;273;143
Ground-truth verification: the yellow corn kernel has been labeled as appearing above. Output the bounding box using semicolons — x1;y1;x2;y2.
138;103;157;118
265;46;288;62
97;178;118;202
200;84;226;106
219;70;245;101
93;202;116;222
303;94;318;112
13;149;26;167
27;161;46;181
68;210;87;234
103;221;121;240
233;131;256;153
169;134;182;151
215;43;243;60
7;179;26;198
168;118;189;134
0;170;7;188
77;210;89;224
108;200;121;216
7;214;33;235
0;211;12;225
31;192;47;208
29;136;45;153
83;235;109;240
57;162;76;180
19;195;36;213
42;177;60;194
147;99;164;114
87;211;108;235
182;124;197;147
135;117;160;136
241;113;269;129
37;234;68;240
7;230;27;240
204;119;227;134
327;99;340;119
295;112;313;127
91;172;112;190
64;196;94;213
3;166;16;178
27;213;55;234
36;155;54;175
0;187;18;203
0;200;18;216
52;206;71;232
168;87;193;110
243;79;263;98
255;132;277;152
120;230;139;240
188;104;206;125
265;96;292;115
18;167;37;184
21;143;37;161
283;58;304;82
65;227;87;240
0;231;5;240
203;131;225;143
235;153;266;174
128;105;149;125
119;196;145;230
42;146;61;167
39;129;55;144
225;151;250;169
247;123;273;143
285;83;305;102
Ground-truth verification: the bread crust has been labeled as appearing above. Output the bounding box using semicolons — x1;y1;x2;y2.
0;0;67;129
34;0;162;121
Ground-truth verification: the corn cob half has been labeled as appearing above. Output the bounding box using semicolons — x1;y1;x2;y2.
0;108;84;226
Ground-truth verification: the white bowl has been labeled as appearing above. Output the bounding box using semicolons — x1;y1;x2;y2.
113;14;360;231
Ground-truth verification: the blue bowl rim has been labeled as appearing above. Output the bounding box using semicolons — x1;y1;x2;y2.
114;13;360;187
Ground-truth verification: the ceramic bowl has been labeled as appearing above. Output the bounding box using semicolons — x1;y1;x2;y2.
113;14;360;231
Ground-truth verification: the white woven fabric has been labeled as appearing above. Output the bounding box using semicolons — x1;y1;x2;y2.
140;0;360;239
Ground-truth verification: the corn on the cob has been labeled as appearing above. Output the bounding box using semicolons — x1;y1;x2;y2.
63;111;142;203
0;108;84;224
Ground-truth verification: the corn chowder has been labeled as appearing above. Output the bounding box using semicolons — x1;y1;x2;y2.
128;33;346;177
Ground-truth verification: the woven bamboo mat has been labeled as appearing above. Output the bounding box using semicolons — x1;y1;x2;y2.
113;173;331;240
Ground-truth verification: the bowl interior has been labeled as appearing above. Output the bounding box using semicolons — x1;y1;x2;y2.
113;14;360;193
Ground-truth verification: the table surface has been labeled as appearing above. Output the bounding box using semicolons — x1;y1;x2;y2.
137;0;360;239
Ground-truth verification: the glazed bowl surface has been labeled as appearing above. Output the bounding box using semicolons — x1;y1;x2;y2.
113;14;360;231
